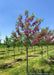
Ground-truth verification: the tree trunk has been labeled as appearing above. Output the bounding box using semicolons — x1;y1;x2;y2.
3;51;4;59
34;46;35;54
8;48;9;56
47;44;48;57
13;47;15;62
18;47;19;52
20;47;23;54
26;47;28;75
35;46;36;54
32;46;33;51
41;46;43;59
6;47;7;57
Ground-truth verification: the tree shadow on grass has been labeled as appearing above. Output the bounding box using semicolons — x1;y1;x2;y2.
8;50;13;51
12;53;24;57
0;57;4;59
0;53;6;55
0;51;5;52
0;63;13;69
16;58;23;62
16;58;27;62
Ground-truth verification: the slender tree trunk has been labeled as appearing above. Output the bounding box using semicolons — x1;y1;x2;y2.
20;47;22;54
34;46;35;54
3;51;4;59
41;45;43;59
35;48;36;51
13;47;15;62
32;46;33;51
20;47;21;53
6;47;7;57
2;48;4;59
26;47;28;75
47;44;48;57
7;48;9;56
18;47;19;52
21;47;22;54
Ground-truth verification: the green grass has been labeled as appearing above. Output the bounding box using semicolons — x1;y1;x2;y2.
0;45;54;75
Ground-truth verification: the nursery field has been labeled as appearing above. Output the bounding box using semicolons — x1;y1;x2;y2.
0;45;54;75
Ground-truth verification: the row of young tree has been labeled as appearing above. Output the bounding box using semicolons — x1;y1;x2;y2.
0;10;54;59
11;10;54;75
0;10;54;58
0;10;54;74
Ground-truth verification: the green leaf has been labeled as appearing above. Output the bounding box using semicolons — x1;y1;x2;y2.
16;18;18;20
36;17;39;21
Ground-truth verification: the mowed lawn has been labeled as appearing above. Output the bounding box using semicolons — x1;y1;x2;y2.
0;45;54;75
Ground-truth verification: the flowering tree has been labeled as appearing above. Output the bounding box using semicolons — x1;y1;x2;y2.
37;27;54;58
12;10;43;75
48;30;54;46
34;28;47;59
44;28;54;57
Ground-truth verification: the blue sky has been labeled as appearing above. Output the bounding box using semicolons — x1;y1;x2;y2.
0;0;54;43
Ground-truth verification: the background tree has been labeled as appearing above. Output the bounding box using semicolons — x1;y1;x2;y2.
10;33;17;62
4;36;10;56
43;28;54;57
